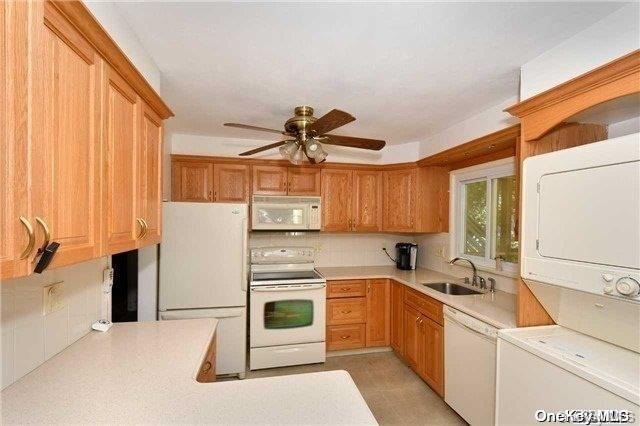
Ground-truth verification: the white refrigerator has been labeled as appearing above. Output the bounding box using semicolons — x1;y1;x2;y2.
159;202;248;378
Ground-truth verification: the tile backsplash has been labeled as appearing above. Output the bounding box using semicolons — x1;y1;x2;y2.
415;233;518;294
1;257;107;389
250;232;415;267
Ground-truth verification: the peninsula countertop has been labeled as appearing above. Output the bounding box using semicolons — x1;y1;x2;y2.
1;319;376;425
318;266;517;329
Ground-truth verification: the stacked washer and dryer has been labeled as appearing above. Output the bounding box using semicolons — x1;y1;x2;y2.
495;133;640;423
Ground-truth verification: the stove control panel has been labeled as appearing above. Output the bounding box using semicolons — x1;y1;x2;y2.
251;247;315;264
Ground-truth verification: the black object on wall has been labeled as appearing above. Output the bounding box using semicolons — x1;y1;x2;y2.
112;249;138;322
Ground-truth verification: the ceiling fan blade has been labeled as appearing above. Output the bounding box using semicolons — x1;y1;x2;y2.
323;134;386;151
224;123;289;135
306;109;355;135
239;140;290;156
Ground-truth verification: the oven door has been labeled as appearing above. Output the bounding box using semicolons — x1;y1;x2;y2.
251;203;309;230
250;283;325;347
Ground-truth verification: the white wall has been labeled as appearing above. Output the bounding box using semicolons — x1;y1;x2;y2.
1;258;107;389
418;96;519;159
84;1;161;92
415;233;517;294
520;3;640;100
171;134;420;165
250;233;414;268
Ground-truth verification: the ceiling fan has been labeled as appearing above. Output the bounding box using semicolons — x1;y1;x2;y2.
223;106;386;164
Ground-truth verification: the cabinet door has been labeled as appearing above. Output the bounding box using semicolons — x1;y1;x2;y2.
1;1;30;279
403;304;422;371
421;317;444;397
138;101;163;246
171;161;214;202
321;169;352;231
252;165;288;195
104;66;139;254
32;2;102;268
353;170;382;232
383;169;417;232
366;279;390;347
213;163;250;203
287;167;321;196
390;281;404;355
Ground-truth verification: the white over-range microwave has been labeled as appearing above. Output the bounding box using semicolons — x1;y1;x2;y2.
251;195;321;231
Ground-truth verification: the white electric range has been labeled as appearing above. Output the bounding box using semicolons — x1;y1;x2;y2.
249;247;326;370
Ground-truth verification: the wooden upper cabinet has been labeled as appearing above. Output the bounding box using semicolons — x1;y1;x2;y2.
138;101;163;246
420;317;444;397
1;0;29;279
366;279;390;347
252;165;288;195
415;167;449;233
390;281;404;355
383;169;417;232
352;170;382;232
29;2;102;268
214;163;250;203
287;167;321;196
172;161;214;202
104;66;139;254
321;169;352;231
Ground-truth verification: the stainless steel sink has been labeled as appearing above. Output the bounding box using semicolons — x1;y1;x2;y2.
422;282;483;296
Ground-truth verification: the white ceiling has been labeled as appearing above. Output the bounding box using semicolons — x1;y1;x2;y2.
116;2;624;145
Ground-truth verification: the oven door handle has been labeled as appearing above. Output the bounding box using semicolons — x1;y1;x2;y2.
251;284;326;292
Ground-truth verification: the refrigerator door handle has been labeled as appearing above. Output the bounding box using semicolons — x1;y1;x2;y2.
241;217;248;292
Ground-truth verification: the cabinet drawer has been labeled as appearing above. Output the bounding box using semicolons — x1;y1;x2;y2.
327;280;366;298
327;297;366;325
404;288;443;325
327;324;366;350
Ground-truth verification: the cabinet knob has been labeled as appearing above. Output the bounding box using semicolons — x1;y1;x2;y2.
341;287;351;292
340;335;350;340
340;310;352;314
208;189;213;201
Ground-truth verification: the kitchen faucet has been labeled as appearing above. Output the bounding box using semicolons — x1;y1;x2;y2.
449;257;485;288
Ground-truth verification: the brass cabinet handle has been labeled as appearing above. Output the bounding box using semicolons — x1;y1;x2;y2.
136;218;145;239
18;217;35;260
341;287;351;292
415;316;420;323
208;189;213;201
340;335;351;340
340;310;352;314
418;318;423;325
141;218;149;239
34;217;51;258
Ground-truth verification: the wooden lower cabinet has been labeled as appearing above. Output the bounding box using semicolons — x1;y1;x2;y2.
400;289;445;397
326;279;389;351
196;331;217;383
390;281;404;355
366;279;390;347
420;316;444;397
327;324;366;350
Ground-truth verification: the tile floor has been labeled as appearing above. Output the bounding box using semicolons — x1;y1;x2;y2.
246;351;467;425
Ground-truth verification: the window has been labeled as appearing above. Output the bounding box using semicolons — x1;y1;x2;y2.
451;158;518;272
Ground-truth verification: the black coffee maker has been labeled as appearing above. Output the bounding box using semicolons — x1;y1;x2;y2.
395;243;418;270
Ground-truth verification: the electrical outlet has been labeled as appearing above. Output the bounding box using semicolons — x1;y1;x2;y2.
435;245;445;258
43;281;65;315
103;267;114;294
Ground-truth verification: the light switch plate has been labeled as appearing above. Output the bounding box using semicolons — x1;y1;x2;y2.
43;281;65;315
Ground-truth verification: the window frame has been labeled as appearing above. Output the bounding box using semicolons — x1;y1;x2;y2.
449;157;518;274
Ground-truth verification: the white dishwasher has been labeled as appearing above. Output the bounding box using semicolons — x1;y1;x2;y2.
444;306;498;426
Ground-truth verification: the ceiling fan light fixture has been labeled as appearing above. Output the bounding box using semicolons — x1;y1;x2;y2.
279;141;299;160
306;140;327;162
290;145;306;165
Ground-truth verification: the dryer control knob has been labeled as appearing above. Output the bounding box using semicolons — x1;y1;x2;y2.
615;277;640;297
601;273;614;282
603;285;614;294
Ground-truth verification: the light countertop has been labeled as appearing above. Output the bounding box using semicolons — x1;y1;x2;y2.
1;319;376;425
318;266;517;329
